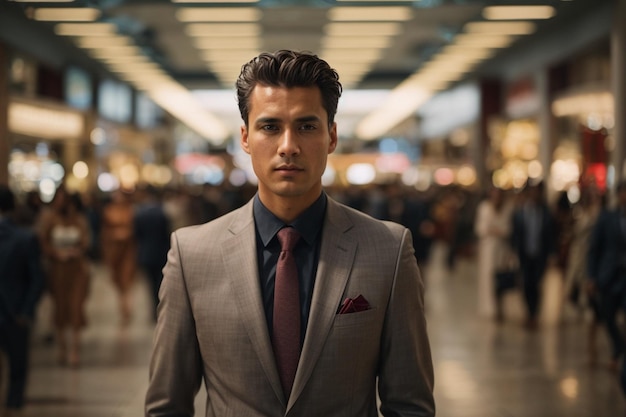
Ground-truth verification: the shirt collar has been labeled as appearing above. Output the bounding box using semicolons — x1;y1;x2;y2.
253;192;327;248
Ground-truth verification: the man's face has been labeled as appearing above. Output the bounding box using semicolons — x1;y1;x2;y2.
241;85;337;207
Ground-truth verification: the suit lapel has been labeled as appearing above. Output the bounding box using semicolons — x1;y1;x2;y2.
288;199;357;409
221;201;284;402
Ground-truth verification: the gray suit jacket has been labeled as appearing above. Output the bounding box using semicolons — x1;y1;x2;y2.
145;197;435;416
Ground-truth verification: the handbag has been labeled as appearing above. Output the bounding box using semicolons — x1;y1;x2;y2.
495;269;518;295
494;243;519;296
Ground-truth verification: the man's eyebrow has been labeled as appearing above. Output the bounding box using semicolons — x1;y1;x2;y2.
254;117;281;124
254;115;322;124
295;115;322;123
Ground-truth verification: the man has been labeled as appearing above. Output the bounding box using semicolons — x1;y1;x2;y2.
133;185;171;320
588;181;626;372
511;181;555;330
0;185;45;416
145;50;435;416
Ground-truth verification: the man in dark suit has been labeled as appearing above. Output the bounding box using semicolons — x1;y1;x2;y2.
588;180;626;371
145;50;435;417
511;181;556;329
133;185;171;320
0;185;45;416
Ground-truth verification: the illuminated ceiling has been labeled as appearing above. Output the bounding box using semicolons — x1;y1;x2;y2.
1;0;607;143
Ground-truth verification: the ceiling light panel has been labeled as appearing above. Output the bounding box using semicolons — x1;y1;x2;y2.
176;7;261;22
441;45;496;58
321;36;392;49
76;35;132;49
201;49;259;61
54;22;116;36
336;0;414;2
464;21;536;35
324;22;402;36
194;37;259;49
171;0;258;3
186;23;260;37
88;46;142;60
328;7;412;22
483;6;556;20
321;49;382;62
452;34;514;48
33;7;100;21
10;0;74;2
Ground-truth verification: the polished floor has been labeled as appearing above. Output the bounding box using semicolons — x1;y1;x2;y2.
18;243;626;417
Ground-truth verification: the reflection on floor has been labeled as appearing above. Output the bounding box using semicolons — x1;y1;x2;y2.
19;242;626;417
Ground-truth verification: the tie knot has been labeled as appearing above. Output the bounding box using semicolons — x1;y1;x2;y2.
277;227;300;252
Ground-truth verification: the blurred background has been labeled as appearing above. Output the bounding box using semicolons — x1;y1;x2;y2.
1;0;623;201
0;0;625;416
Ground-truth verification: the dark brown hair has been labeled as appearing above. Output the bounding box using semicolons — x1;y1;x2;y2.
236;50;342;128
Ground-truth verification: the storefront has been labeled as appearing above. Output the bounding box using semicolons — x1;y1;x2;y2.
413;82;481;190
550;40;613;196
7;95;90;201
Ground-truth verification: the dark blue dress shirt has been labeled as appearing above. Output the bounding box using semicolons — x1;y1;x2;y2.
253;192;326;346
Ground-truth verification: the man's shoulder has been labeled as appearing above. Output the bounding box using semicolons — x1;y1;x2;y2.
329;199;406;237
174;203;249;239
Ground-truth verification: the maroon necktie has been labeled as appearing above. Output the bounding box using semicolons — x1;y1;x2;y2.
273;226;301;398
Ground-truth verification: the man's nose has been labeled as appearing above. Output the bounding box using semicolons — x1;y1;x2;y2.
278;129;299;156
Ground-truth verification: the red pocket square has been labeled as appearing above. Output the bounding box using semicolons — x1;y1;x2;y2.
338;294;370;314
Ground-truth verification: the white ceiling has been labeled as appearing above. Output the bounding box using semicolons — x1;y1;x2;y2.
2;0;606;142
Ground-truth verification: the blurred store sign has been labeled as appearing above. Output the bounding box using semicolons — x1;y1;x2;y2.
417;83;480;140
505;76;539;119
8;98;85;140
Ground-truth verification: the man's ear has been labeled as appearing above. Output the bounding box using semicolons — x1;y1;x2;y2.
328;122;338;154
240;125;250;154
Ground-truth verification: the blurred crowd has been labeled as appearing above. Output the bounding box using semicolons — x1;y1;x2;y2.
2;178;626;415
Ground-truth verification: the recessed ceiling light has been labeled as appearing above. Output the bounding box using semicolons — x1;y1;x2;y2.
328;7;412;22
464;21;536;35
34;7;100;21
54;23;116;36
324;22;402;36
185;23;260;37
483;6;556;20
176;7;261;22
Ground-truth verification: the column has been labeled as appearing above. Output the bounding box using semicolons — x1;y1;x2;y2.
0;42;8;185
611;0;626;187
535;70;552;192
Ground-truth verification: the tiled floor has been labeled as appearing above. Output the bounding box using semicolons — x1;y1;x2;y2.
18;243;626;416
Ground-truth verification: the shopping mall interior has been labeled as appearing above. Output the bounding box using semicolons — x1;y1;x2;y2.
1;0;626;416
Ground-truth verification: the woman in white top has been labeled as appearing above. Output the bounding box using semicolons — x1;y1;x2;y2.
41;189;91;366
474;186;514;320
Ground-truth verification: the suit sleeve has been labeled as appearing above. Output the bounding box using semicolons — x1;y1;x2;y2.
145;231;203;417
378;228;435;417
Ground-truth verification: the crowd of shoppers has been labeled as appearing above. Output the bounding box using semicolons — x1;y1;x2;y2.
2;170;626;412
472;178;626;393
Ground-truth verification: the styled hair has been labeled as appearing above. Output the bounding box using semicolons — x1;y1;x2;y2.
236;50;342;128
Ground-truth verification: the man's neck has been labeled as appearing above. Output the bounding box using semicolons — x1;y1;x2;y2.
258;191;323;224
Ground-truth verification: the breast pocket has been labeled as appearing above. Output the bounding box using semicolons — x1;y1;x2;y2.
333;308;379;329
323;308;382;374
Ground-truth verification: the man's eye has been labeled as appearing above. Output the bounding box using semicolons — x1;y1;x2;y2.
300;124;316;131
261;125;278;131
